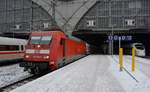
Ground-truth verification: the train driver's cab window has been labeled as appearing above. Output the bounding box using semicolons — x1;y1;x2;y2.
40;36;52;44
30;36;52;44
135;45;145;50
30;36;41;44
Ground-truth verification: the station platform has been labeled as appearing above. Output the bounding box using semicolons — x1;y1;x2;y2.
11;55;150;92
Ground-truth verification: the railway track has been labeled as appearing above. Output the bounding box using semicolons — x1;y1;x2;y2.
0;75;40;92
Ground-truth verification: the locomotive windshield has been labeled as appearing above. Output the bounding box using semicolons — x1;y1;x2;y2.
30;36;41;44
30;36;52;44
40;36;52;44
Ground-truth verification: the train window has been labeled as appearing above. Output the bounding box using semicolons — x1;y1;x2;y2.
0;45;19;51
30;36;52;44
0;45;7;51
40;36;52;44
135;45;144;50
21;45;24;51
9;45;19;51
30;36;41;44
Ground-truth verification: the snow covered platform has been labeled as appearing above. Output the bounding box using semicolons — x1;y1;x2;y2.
11;55;150;92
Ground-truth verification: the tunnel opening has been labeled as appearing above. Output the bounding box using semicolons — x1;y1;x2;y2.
73;29;150;56
88;45;105;54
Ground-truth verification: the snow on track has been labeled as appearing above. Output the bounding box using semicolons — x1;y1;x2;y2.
11;55;125;92
0;64;30;88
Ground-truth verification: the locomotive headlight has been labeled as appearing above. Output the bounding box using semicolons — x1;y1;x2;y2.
25;55;29;58
37;45;41;48
43;56;49;59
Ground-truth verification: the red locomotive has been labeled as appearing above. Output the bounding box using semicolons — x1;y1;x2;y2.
20;29;86;74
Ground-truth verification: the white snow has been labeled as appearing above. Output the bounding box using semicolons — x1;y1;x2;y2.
11;55;150;92
11;55;125;92
0;64;31;88
110;55;150;92
126;56;150;78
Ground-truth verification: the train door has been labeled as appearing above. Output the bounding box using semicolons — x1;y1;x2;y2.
60;38;66;59
58;38;66;67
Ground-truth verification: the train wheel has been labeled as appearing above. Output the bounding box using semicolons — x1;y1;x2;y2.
28;68;35;74
34;67;40;74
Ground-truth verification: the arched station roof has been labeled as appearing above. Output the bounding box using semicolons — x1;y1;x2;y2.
32;0;97;32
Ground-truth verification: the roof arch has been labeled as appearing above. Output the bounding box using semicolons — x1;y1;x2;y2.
32;0;97;32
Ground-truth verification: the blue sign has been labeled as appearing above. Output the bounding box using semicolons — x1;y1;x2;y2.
108;35;132;41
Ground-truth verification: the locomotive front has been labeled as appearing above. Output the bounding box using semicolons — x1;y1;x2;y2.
20;32;52;74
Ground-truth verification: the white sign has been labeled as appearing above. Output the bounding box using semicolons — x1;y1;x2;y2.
87;20;95;27
43;23;49;28
125;19;135;26
15;25;20;29
108;35;132;41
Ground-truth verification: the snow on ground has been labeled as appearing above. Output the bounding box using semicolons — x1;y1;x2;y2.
126;56;150;78
11;55;125;92
112;55;150;92
113;55;150;78
11;55;150;92
0;64;31;88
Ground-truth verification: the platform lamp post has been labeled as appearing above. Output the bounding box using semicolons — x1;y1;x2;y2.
111;25;114;56
51;0;56;27
108;0;112;55
108;0;114;56
30;1;33;32
110;24;116;56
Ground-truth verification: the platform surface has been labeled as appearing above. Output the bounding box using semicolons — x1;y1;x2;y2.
11;55;150;92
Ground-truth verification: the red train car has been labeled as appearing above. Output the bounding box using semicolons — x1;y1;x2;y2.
20;29;86;74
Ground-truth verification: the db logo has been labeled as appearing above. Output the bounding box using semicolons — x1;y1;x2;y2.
35;50;40;54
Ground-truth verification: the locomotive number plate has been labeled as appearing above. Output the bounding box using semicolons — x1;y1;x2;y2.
33;56;41;58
